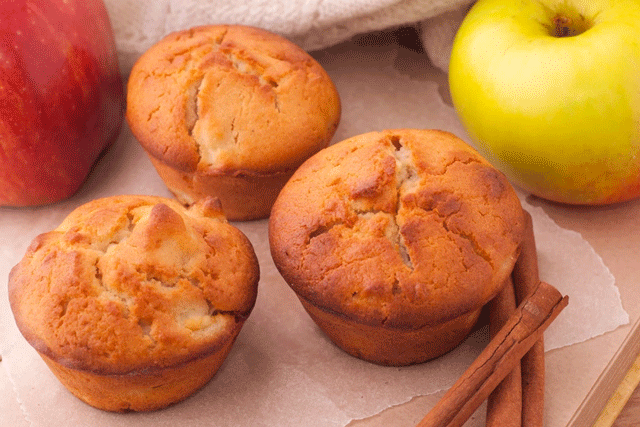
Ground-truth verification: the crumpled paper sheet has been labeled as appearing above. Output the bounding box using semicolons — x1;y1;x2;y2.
103;0;474;74
0;35;629;427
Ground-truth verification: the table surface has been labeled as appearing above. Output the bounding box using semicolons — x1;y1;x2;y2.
613;386;640;427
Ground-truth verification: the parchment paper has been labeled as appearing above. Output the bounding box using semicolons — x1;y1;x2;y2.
0;34;629;427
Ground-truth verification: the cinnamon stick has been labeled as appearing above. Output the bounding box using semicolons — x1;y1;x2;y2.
486;277;522;427
415;281;568;427
512;210;546;427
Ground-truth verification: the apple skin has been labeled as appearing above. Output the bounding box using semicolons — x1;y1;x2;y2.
0;0;125;206
448;0;640;205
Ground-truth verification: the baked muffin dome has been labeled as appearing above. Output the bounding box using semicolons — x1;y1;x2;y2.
8;195;259;411
126;24;341;220
269;129;525;365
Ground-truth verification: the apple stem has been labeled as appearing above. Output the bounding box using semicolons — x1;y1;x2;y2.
550;11;592;38
553;15;573;37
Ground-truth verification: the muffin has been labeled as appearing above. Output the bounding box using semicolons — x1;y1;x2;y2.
126;24;341;220
8;195;259;411
269;129;525;366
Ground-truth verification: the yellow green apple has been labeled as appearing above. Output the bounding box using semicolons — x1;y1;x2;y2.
448;0;640;205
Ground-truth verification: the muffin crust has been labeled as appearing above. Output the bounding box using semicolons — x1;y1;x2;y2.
9;195;259;410
126;25;341;219
269;129;525;363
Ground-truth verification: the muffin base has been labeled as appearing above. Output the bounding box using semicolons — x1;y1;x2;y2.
148;156;292;221
39;335;238;412
299;297;482;366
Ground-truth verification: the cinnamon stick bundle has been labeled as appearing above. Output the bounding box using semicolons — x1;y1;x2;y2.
486;210;543;427
512;211;546;427
415;281;568;427
486;277;522;427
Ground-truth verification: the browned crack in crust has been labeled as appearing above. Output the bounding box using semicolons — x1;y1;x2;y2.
186;76;204;136
421;186;497;272
303;133;415;271
442;218;494;269
308;220;341;240
440;155;482;175
127;24;339;181
39;200;254;362
176;28;318;164
146;104;161;123
303;133;506;298
223;49;282;113
173;28;291;144
390;136;417;269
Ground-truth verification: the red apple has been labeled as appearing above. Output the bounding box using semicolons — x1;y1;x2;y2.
0;0;125;206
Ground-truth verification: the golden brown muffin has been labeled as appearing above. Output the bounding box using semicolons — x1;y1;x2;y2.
8;195;259;411
126;24;341;221
269;129;525;366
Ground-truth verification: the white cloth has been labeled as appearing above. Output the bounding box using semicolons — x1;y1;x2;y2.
419;1;471;72
103;0;473;74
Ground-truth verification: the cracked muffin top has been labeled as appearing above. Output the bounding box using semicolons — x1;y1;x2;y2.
269;129;525;329
126;24;341;175
8;195;259;374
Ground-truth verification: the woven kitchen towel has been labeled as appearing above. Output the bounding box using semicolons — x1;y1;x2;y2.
419;1;471;72
103;0;473;74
